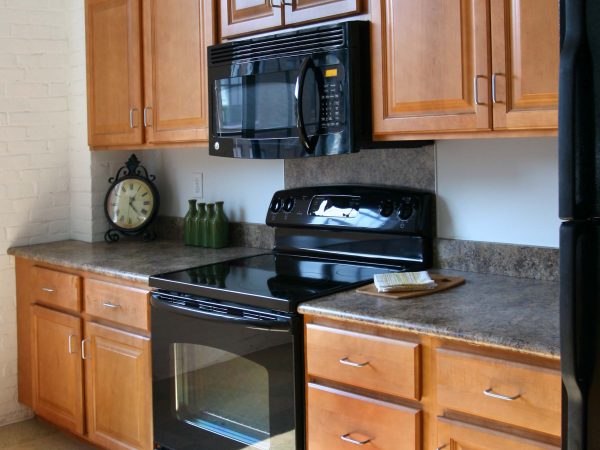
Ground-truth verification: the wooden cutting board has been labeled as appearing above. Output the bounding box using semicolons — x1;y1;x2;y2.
356;274;465;299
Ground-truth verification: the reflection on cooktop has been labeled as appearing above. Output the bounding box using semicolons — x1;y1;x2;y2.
153;253;405;303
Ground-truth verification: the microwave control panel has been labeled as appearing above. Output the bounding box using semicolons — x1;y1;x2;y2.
320;67;344;131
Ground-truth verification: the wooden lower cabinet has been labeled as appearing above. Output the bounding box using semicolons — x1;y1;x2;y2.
304;315;561;450
436;417;560;450
17;258;152;450
307;383;420;450
85;322;152;450
30;305;84;435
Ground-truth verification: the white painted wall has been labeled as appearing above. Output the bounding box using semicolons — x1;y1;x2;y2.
156;148;284;223
436;137;560;248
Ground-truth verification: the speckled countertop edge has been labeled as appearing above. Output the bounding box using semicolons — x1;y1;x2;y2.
8;239;267;284
9;240;560;358
299;269;560;359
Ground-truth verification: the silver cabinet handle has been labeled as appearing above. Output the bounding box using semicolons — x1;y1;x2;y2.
81;339;90;360
68;335;76;354
102;302;121;309
41;287;55;293
436;445;447;450
143;106;152;127
339;357;369;368
473;75;485;105
483;388;521;401
491;73;500;104
129;108;138;128
340;434;371;445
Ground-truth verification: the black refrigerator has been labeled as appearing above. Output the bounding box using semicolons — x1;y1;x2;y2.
559;0;600;449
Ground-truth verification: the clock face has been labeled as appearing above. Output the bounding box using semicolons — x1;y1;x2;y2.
105;177;156;231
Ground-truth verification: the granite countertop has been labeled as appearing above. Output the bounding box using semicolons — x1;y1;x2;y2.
8;239;267;284
299;269;559;358
9;240;559;358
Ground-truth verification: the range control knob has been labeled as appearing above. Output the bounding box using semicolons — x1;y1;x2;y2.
283;197;295;213
270;197;283;213
379;199;394;217
398;202;414;221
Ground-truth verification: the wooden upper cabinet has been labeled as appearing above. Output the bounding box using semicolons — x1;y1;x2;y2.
84;322;152;450
371;0;491;138
490;0;559;130
284;0;362;27
142;0;214;144
220;0;283;39
31;306;84;435
85;0;144;147
219;0;362;40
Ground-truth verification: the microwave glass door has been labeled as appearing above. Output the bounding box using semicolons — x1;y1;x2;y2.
214;68;320;139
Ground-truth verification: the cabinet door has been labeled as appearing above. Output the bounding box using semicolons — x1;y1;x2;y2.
85;0;144;147
490;0;559;130
371;0;491;138
31;306;84;435
219;0;283;39
142;0;214;144
284;0;362;27
437;417;560;450
84;322;152;450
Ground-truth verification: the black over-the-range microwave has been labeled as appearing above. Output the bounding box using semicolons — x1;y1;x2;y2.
207;21;372;159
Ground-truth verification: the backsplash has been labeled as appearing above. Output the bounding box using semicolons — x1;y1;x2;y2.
284;146;436;190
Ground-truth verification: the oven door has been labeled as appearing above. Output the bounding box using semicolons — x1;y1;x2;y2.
208;50;350;159
151;293;303;450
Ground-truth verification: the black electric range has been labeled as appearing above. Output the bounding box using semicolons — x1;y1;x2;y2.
149;185;434;450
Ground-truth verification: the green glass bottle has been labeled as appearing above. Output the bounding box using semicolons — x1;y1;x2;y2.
193;202;206;246
183;199;197;246
203;203;215;247
210;201;229;249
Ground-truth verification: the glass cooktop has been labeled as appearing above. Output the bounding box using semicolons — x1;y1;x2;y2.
149;253;408;313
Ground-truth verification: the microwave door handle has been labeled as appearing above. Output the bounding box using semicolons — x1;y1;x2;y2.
295;56;320;154
150;295;292;332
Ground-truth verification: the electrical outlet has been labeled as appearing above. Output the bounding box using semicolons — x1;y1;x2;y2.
192;172;203;198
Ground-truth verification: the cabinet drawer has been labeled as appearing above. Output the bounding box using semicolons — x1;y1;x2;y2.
31;266;81;312
436;348;561;436
306;324;420;399
84;279;149;331
437;417;559;450
307;383;420;450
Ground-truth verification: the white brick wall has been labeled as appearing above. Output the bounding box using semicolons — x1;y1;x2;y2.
0;0;73;426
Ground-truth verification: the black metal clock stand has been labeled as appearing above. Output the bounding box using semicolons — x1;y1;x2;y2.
104;154;159;243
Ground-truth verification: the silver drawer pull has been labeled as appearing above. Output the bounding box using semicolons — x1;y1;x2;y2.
483;388;521;401
41;287;55;293
102;302;121;309
339;357;369;368
436;445;447;450
340;433;371;445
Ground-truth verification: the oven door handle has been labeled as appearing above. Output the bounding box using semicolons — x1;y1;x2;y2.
150;295;292;332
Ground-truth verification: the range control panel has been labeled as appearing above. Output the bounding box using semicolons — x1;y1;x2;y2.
266;186;434;237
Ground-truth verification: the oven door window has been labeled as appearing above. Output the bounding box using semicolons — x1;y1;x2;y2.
151;300;298;450
214;70;320;139
174;343;281;449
